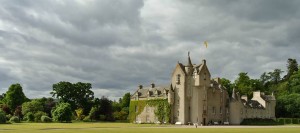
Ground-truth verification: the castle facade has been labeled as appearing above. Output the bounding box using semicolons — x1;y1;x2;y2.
130;53;276;125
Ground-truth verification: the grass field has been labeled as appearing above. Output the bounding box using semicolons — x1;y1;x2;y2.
0;122;300;133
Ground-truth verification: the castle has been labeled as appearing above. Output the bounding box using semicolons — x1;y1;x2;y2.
130;53;276;125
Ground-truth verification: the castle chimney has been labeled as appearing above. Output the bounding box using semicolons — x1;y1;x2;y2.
241;95;248;102
151;83;155;88
139;85;143;89
202;59;206;65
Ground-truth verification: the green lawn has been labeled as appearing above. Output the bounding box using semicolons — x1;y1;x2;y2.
0;123;300;133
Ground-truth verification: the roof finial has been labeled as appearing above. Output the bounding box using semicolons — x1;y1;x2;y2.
187;51;192;66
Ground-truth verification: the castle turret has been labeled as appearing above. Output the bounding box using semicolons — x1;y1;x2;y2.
185;52;193;74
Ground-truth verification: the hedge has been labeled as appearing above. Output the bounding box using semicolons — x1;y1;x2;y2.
277;118;300;124
241;118;281;125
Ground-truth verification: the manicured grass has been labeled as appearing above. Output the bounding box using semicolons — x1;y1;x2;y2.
0;123;300;133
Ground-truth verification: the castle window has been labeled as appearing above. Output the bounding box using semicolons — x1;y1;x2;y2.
220;94;223;102
220;107;222;114
146;115;150;122
204;73;206;80
193;70;197;79
212;107;216;114
176;74;181;84
177;111;179;116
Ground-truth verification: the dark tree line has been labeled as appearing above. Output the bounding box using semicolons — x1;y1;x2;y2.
0;81;130;123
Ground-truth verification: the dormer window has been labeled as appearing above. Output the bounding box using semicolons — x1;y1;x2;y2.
176;74;181;84
193;70;197;79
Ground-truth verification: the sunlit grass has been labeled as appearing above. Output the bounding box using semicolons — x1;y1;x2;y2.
0;122;299;133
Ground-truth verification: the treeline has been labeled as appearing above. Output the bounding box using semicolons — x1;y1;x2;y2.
220;58;300;118
0;81;130;123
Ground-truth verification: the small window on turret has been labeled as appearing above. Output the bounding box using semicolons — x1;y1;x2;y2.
204;73;206;80
176;74;181;84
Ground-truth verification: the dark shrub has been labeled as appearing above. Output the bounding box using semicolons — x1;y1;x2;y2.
0;110;6;124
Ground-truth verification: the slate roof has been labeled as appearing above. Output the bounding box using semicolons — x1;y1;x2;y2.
261;95;276;101
241;99;265;109
132;86;170;98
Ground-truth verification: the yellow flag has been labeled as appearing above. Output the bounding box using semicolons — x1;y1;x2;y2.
204;41;208;48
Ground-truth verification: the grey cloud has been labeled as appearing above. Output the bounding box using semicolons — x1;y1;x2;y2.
0;0;300;99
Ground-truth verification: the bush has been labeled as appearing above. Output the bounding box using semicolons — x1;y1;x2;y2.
292;118;299;124
0;110;6;124
34;111;47;122
24;112;34;122
9;116;20;123
41;116;52;123
5;114;12;121
241;118;281;125
51;102;72;123
277;118;285;124
285;118;292;124
83;116;90;122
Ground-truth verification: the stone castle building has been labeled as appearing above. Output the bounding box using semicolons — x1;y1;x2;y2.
130;53;276;125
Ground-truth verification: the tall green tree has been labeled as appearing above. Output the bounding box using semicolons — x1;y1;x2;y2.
220;78;234;95
234;72;252;96
3;84;28;112
287;69;300;93
50;81;94;114
268;69;283;84
276;93;300;118
285;58;298;79
121;93;131;108
98;96;113;121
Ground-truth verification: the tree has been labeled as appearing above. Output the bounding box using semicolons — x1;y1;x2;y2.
22;100;44;115
34;111;47;122
285;58;298;79
260;72;271;86
98;96;113;121
43;98;56;117
51;102;72;123
0;104;11;114
234;72;253;96
3;84;28;112
268;69;283;84
88;107;97;121
220;78;234;95
50;81;94;114
0;109;6;124
75;108;84;120
14;106;22;121
287;70;300;93
121;93;131;108
276;93;300;118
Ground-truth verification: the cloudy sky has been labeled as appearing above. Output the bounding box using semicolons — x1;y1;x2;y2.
1;0;300;100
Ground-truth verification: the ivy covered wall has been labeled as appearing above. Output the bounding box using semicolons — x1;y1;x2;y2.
129;99;171;123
